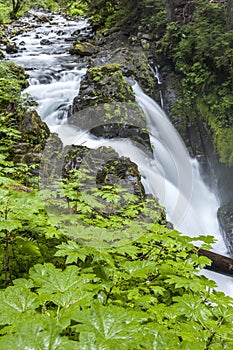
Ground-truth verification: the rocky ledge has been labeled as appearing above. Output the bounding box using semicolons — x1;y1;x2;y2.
69;63;152;154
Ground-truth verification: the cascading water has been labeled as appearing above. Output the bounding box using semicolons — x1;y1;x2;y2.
5;10;233;296
3;10;89;127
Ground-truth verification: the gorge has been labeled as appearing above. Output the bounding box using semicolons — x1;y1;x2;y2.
1;9;232;296
1;2;233;347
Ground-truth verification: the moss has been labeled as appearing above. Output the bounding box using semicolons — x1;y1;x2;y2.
69;41;98;56
0;61;50;178
0;61;29;112
74;42;85;53
87;64;135;103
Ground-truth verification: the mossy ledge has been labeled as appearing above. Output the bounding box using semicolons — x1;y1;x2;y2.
69;63;152;154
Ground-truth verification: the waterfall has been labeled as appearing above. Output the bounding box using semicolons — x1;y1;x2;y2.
60;88;233;296
5;10;233;297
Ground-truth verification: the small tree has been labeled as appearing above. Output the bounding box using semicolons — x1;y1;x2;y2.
10;0;24;19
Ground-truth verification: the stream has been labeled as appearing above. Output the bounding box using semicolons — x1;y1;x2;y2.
3;10;233;296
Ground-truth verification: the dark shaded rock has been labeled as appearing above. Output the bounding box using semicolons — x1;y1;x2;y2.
19;108;50;149
34;14;50;23
91;47;155;95
90;123;151;154
62;145;145;201
166;0;196;24
218;204;233;255
69;40;99;56
59;145;167;225
215;165;233;205
39;133;63;185
71;29;81;36
13;108;50;175
0;49;5;59
40;38;51;45
6;41;18;54
96;157;145;199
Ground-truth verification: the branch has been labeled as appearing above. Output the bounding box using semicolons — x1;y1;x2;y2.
198;248;233;277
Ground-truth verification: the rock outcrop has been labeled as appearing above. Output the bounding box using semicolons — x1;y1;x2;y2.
69;64;152;154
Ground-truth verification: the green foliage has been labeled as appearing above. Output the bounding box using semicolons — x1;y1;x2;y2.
0;229;232;348
0;62;35;181
0;151;231;347
0;2;11;23
0;177;63;285
0;62;27;112
68;1;88;16
160;1;233;165
140;0;166;35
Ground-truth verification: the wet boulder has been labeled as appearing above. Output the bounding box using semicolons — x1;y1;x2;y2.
59;144;166;227
6;41;18;54
69;40;99;56
40;38;51;45
218;203;233;256
19;109;50;149
96;157;145;199
38;133;63;185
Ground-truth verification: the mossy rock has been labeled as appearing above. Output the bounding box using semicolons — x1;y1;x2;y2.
19;108;50;148
62;145;145;201
69;64;152;153
69;40;99;56
0;62;29;112
73;64;135;109
108;48;155;95
90;47;155;95
6;41;18;54
96;157;145;200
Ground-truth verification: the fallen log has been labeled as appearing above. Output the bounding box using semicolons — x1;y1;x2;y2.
198;248;233;277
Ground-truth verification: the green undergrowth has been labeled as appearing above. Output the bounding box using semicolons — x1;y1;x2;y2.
1;172;233;348
0;0;59;22
160;0;233;166
0;2;11;23
0;61;31;181
1;158;233;347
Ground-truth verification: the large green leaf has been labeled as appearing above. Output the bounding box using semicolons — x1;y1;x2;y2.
29;264;82;293
72;303;147;349
0;314;78;350
0;286;39;325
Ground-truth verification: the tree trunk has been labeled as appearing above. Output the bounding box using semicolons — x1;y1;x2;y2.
165;0;176;22
198;248;233;277
227;0;233;30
